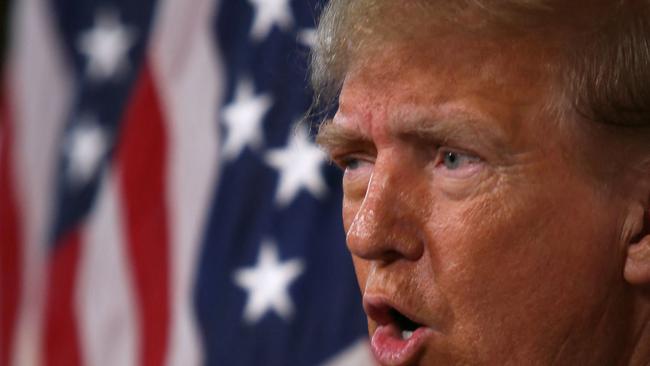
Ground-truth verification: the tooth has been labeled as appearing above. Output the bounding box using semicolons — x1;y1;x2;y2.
401;330;414;340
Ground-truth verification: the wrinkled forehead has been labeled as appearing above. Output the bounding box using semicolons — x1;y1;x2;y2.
335;34;561;145
342;26;564;118
347;30;555;81
315;0;579;105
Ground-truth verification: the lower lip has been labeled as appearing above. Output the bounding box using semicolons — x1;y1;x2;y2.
370;323;433;365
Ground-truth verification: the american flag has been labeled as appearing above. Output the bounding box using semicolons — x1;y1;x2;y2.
0;0;372;365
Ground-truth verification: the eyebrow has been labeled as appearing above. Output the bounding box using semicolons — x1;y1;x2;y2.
315;120;373;154
389;106;510;149
397;117;503;151
316;113;510;160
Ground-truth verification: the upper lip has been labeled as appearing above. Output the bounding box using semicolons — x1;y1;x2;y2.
363;293;429;330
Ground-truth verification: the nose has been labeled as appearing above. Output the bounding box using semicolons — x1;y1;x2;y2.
345;154;426;264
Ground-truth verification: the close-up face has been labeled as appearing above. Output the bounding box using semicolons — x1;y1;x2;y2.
318;31;638;365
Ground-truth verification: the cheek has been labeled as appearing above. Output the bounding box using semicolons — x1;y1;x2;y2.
452;204;590;290
428;178;621;357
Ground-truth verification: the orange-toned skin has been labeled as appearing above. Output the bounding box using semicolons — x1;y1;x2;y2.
319;33;650;365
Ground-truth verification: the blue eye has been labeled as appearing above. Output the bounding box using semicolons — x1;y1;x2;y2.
440;150;478;170
443;151;462;169
333;157;360;171
344;158;361;170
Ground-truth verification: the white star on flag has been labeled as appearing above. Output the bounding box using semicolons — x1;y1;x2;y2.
66;116;108;185
234;240;305;324
297;28;317;48
248;0;294;41
265;125;328;207
221;78;273;161
77;9;136;81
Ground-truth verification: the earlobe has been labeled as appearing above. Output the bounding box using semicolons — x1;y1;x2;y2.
624;207;650;286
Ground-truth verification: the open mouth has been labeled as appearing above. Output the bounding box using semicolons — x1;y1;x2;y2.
364;296;434;365
389;308;421;340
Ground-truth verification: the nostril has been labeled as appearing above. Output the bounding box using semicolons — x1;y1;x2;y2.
378;250;404;265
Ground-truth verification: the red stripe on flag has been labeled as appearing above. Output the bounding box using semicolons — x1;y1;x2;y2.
43;230;83;366
116;63;171;366
0;81;23;366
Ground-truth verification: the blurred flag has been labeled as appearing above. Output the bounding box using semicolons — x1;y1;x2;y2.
0;0;371;365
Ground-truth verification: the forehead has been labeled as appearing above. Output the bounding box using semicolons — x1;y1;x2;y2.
336;33;561;142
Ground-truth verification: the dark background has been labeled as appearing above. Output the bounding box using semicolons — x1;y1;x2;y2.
1;0;10;68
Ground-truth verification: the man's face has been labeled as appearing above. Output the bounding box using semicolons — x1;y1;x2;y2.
319;34;633;365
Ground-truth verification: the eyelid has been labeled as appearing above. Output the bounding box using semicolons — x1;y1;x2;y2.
331;151;374;171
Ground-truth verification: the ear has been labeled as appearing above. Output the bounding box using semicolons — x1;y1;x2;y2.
623;204;650;286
